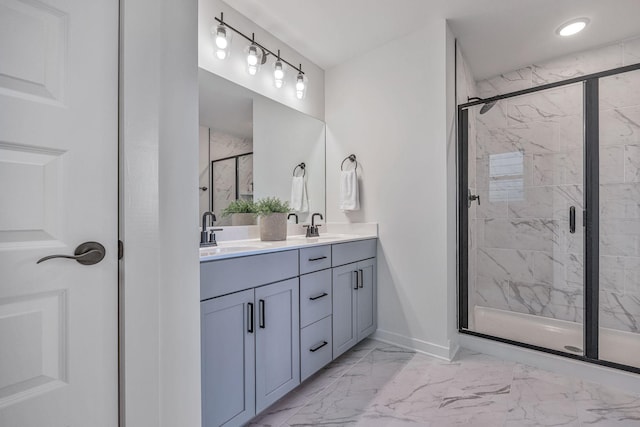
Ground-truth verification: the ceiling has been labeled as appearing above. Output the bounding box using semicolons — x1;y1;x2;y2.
199;69;253;139
223;0;640;80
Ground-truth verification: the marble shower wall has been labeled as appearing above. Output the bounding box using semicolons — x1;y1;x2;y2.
472;35;640;333
210;129;253;226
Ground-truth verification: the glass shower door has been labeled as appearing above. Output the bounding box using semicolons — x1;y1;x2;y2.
598;68;640;368
462;82;586;354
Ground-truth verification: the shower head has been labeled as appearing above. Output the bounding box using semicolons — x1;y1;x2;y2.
479;100;497;115
467;97;497;115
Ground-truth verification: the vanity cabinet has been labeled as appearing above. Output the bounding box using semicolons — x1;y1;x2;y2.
331;240;377;359
201;252;299;427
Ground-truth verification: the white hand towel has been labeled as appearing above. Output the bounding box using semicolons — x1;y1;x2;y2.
290;176;309;212
339;170;360;211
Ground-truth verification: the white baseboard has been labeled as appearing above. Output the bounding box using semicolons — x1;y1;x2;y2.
459;332;640;395
372;329;452;361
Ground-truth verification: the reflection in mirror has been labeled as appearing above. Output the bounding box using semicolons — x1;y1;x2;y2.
199;68;326;226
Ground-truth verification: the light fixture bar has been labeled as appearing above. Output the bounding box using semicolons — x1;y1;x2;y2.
214;13;305;75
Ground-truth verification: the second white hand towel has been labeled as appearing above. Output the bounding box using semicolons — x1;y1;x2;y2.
339;169;360;211
290;175;309;212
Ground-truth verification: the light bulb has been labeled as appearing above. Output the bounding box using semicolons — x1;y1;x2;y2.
248;65;257;75
247;46;258;66
274;61;285;88
212;23;231;60
295;72;306;99
215;27;227;49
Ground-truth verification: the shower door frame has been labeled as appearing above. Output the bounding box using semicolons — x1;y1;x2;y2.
457;61;640;375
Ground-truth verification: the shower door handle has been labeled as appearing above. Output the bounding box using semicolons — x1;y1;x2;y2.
468;189;480;208
569;206;576;234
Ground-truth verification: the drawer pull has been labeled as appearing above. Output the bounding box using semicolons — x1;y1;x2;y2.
308;256;328;262
309;341;328;352
309;292;328;301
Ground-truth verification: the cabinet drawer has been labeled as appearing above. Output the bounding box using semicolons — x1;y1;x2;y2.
299;269;332;328
300;316;332;381
201;250;299;300
299;245;332;274
332;239;376;267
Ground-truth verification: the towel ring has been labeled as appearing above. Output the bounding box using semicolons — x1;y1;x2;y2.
293;162;306;177
341;154;357;171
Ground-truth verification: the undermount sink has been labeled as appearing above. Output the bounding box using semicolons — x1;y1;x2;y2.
287;233;353;241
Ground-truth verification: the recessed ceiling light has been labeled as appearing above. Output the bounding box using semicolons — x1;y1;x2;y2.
557;18;590;37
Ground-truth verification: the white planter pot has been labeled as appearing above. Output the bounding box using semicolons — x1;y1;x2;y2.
231;213;256;226
259;213;287;241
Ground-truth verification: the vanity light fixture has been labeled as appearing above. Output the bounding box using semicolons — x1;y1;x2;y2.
246;33;266;76
296;65;306;99
213;12;307;98
274;51;285;89
212;13;231;59
557;18;590;37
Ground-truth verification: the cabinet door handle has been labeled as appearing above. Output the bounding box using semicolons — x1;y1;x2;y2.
358;269;364;288
309;341;328;352
308;256;327;262
353;271;359;290
258;299;265;328
247;302;254;333
309;292;328;301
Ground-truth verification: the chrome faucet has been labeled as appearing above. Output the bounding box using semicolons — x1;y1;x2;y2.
200;212;223;247
305;213;323;238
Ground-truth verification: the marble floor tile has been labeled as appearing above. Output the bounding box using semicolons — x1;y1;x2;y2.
248;340;640;427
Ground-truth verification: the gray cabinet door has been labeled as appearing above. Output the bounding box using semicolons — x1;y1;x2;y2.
357;258;377;341
332;263;358;359
201;289;255;427
255;278;300;413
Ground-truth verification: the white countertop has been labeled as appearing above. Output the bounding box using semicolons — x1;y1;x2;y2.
200;224;378;262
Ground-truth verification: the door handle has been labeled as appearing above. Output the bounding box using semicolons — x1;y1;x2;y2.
308;256;327;262
358;269;364;288
37;241;106;265
353;271;359;290
247;302;254;333
569;206;576;234
468;189;480;208
258;299;265;329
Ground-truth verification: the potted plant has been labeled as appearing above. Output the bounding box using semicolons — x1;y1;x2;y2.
255;197;290;241
221;199;257;226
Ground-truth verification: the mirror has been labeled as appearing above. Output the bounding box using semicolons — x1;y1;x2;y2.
199;68;326;226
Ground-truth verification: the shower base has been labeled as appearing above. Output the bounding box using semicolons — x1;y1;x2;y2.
473;305;640;368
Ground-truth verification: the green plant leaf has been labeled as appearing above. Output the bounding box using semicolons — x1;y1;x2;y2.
255;197;290;215
221;199;257;217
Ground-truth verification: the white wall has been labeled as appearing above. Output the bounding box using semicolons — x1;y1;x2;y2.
198;0;325;121
253;96;326;224
120;0;200;425
325;20;455;358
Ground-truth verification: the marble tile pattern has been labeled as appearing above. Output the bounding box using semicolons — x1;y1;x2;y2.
209;130;254;226
248;340;640;427
468;35;640;335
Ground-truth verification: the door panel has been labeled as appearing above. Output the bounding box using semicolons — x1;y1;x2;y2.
460;83;585;355
357;259;376;340
255;278;300;413
201;290;255;427
332;263;357;358
0;0;118;425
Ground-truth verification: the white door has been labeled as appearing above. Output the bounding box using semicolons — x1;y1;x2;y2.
0;0;118;425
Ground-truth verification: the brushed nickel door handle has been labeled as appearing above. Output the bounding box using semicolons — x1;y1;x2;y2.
37;241;106;265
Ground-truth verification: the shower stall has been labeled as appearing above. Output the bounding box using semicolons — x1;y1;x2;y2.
458;62;640;373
